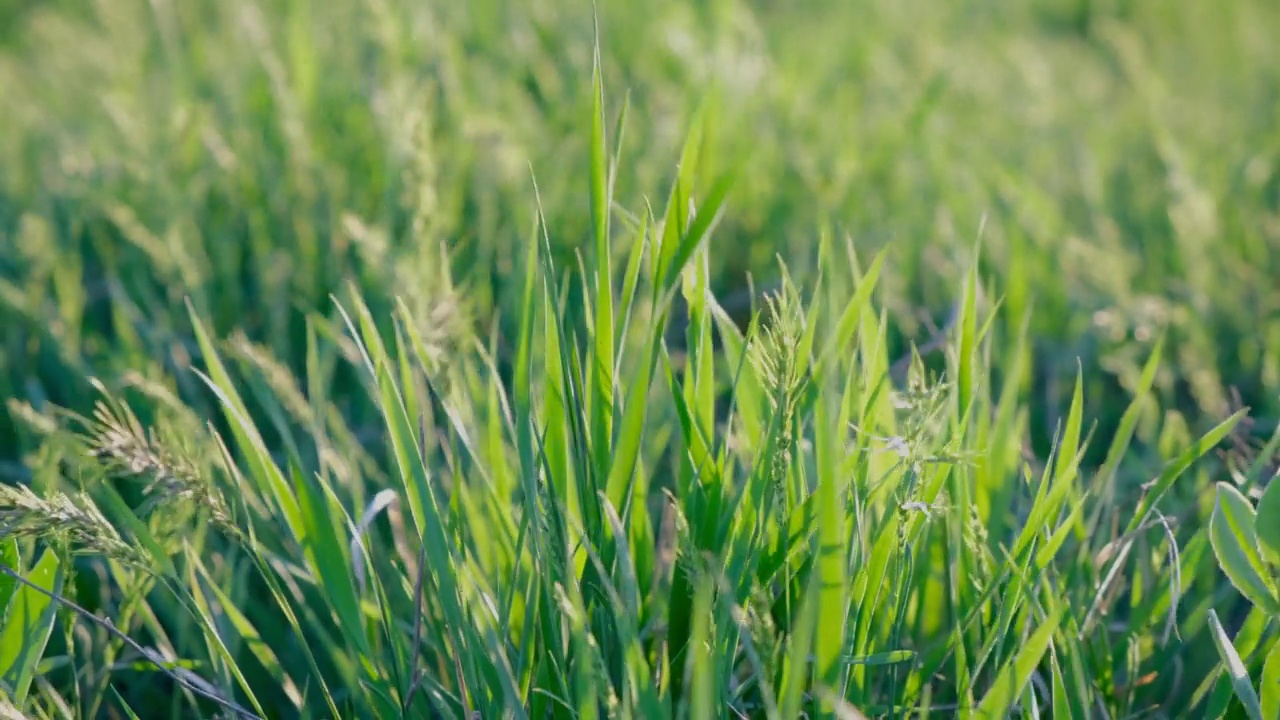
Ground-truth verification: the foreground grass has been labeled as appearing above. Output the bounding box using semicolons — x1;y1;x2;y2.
0;96;1274;717
0;117;1261;716
2;0;1280;717
2;0;1280;456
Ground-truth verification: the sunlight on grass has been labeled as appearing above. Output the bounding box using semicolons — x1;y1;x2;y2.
2;0;1280;717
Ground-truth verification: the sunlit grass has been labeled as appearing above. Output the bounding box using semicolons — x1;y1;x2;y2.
2;0;1280;717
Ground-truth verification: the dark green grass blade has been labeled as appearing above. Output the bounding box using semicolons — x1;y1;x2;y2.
185;547;295;716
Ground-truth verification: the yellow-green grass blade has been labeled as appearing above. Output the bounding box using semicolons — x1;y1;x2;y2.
0;548;61;706
968;604;1065;720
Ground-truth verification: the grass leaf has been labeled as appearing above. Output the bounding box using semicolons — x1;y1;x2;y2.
1207;610;1265;720
1254;476;1280;568
969;604;1065;720
1209;482;1280;613
0;548;62;705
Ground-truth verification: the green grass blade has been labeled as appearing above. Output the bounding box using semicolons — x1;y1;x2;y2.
659;170;735;294
589;27;615;489
813;248;886;379
186;548;303;711
1207;609;1265;720
781;571;820;720
289;460;368;656
614;213;649;369
1095;335;1164;489
652;114;705;292
1052;364;1086;487
956;261;980;422
687;577;715;720
1255;476;1280;567
238;548;343;718
1125;409;1247;535
188;305;306;544
589;27;610;274
0;548;61;705
599;497;665;717
1261;639;1280;720
108;688;144;720
180;546;271;719
968;604;1065;720
1209;481;1280;613
847;509;900;699
343;308;479;706
812;387;848;694
604;320;663;508
0;540;18;613
1010;377;1088;562
839;650;916;667
1050;648;1069;719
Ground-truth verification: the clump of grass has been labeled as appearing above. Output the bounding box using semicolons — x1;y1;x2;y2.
5;77;1260;717
1;1;1278;717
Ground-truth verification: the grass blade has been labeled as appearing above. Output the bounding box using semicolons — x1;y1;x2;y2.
589;24;615;490
0;548;62;705
687;577;715;720
968;604;1065;720
1209;481;1280;613
1255;476;1280;567
1207;609;1265;720
0;540;18;613
1125;409;1247;535
1262;639;1280;720
659;171;735;294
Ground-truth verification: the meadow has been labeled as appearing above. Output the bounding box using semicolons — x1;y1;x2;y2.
2;0;1280;717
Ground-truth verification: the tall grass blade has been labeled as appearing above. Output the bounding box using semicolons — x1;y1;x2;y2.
589;24;615;489
188;304;305;543
812;385;848;702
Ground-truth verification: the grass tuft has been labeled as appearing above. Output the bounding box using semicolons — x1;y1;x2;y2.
2;0;1279;717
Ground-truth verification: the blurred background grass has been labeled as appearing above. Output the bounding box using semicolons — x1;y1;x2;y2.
3;0;1278;474
3;0;1279;454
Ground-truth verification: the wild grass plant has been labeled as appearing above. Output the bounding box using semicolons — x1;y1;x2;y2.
2;0;1280;717
0;91;1263;717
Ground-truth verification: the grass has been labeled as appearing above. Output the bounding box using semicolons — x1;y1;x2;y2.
1;0;1280;716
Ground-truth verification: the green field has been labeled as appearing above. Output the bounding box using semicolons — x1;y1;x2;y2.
3;0;1280;716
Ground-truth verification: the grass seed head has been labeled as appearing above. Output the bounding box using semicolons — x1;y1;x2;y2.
0;484;151;568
